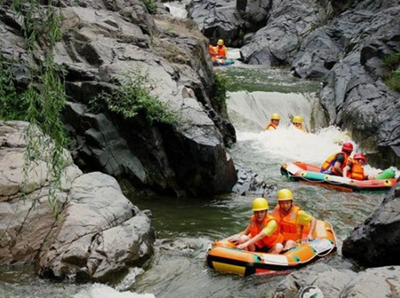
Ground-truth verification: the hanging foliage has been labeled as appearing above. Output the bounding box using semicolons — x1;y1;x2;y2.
1;0;68;215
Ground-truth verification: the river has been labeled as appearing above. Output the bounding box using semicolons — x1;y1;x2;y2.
1;57;392;298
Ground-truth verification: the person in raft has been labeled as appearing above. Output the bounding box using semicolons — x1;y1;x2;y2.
270;189;316;251
343;153;374;180
228;198;284;253
320;142;353;176
291;116;307;132
208;44;218;63
265;113;280;131
216;39;228;59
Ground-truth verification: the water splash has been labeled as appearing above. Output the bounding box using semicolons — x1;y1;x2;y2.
163;1;188;18
74;284;155;298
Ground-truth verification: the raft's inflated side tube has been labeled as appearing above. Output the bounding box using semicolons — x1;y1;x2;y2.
213;59;235;66
206;221;336;276
282;161;398;192
301;171;327;181
376;169;396;180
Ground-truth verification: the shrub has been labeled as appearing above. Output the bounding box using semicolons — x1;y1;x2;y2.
382;53;400;92
141;0;157;14
89;68;176;125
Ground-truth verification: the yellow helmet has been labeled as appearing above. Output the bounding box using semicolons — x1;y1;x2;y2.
252;198;269;211
271;113;280;120
292;116;303;124
217;39;224;45
277;189;293;201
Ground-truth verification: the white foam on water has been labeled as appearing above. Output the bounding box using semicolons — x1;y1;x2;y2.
237;126;350;165
163;1;188;18
236;125;399;177
74;284;155;298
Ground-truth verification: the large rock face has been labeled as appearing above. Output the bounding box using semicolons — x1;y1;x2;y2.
0;121;154;281
240;0;331;65
315;2;400;167
0;1;237;197
342;182;400;267
188;0;247;47
189;0;400;166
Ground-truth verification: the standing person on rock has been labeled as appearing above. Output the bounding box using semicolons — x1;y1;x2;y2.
228;198;283;254
270;189;317;252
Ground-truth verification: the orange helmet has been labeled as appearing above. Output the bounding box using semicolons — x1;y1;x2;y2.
354;153;367;163
342;142;353;153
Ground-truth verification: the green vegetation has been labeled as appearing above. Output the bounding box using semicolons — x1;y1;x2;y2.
212;73;228;112
0;0;68;215
382;53;400;93
89;68;176;125
140;0;157;14
0;55;28;120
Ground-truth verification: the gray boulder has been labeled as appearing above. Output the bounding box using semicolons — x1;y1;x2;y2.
342;182;400;267
0;121;154;281
274;263;400;298
0;1;238;198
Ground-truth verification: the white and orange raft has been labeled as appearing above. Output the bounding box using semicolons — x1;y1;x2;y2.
281;161;398;193
206;220;336;276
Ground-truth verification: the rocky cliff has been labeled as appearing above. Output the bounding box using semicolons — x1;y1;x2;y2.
190;0;400;167
0;0;237;198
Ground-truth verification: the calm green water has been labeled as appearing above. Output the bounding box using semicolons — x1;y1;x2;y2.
0;66;385;298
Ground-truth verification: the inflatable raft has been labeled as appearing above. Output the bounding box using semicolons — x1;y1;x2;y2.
281;162;398;192
213;59;235;67
206;220;336;276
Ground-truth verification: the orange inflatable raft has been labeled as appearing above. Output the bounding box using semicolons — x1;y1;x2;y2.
206;220;336;276
281;161;398;192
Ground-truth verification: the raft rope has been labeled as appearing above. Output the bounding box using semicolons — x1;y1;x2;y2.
316;221;338;257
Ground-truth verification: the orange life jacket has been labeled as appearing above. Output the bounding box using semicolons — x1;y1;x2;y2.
270;205;303;241
346;158;366;180
216;45;227;58
265;122;278;130
248;214;283;248
208;45;217;57
320;151;350;175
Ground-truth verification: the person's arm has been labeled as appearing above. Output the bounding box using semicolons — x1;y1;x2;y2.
228;226;249;242
343;165;351;177
333;161;343;175
333;154;345;175
306;218;317;241
298;211;316;242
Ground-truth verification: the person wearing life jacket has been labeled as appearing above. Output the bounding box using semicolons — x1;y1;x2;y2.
320;142;353;176
216;39;228;59
270;189;316;251
292;116;307;132
265;113;280;131
343;153;374;180
208;44;218;63
228;198;284;253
